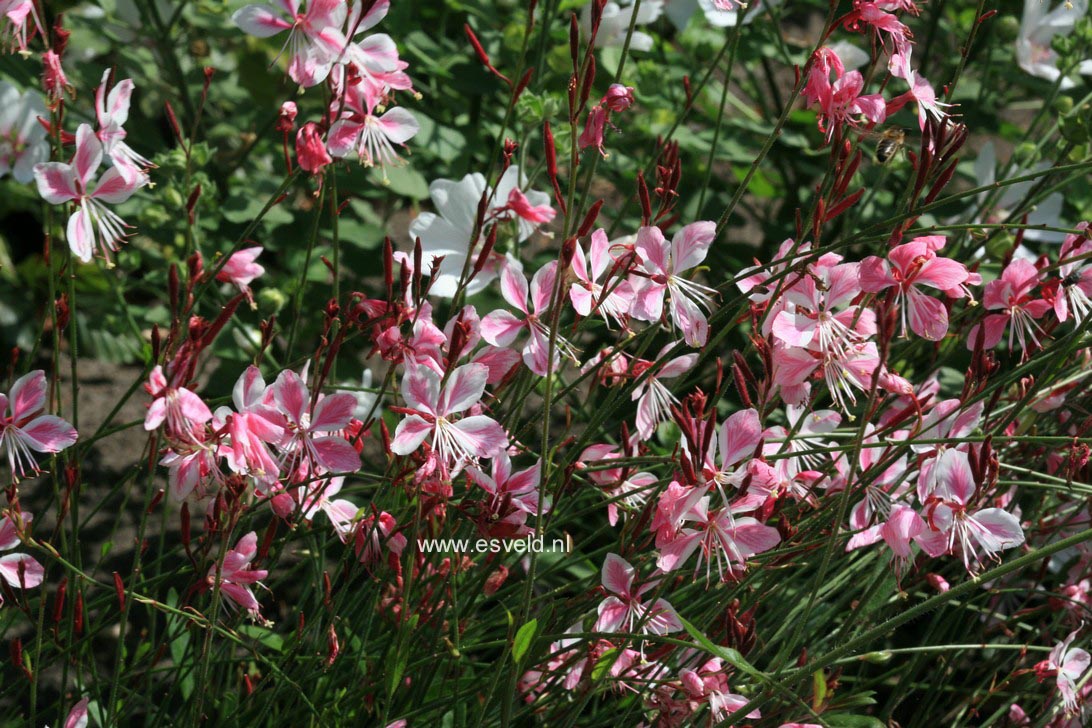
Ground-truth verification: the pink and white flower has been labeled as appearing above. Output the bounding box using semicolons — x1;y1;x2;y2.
208;531;268;620
631;221;718;347
33;124;144;264
594;553;682;635
0;370;77;481
389;363;507;468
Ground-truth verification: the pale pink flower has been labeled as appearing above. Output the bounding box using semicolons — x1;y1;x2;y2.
1;370;77;480
216;247;266;304
1037;629;1091;714
33;124;143;263
481;259;577;376
859;235;971;340
467;453;549;516
94;70;152;178
144;365;213;443
0;512;44;600
655;490;780;579
631;221;718;347
389;363;507;467
631;348;697;439
702;408;762;497
968;258;1051;351
270;370;362;476
595;553;682;635
232;0;355;87
570;228;635;328
208;531;268;619
327;78;419;175
216;366;285;488
0;0;42;52
916;449;1024;572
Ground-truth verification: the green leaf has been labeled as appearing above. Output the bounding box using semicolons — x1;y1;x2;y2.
822;714;886;728
371;164;430;200
677;615;765;680
238;624;285;652
512;618;537;663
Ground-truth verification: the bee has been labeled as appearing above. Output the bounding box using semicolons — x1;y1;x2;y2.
872;128;907;165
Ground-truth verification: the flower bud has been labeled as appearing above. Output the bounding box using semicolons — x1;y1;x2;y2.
602;84;635;112
296;122;332;174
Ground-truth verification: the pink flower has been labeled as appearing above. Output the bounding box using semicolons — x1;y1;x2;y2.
481;259;576;376
270;370;362;476
916;449;1024;572
594;553;683;635
326;83;419;175
467;453;549;517
1037;629;1091;714
216;247;266;304
578;105;609;156
216;366;285;489
702;408;762;496
602;83;635;111
0;512;44;601
33;124;144;264
63;697;90;728
1;370;77;480
859;236;970;340
631;348;697;439
655;489;781;579
968;258;1051;351
503;187;556;225
143;365;213;443
296;121;333;174
1053;223;1092;324
355;510;406;565
94;70;152;178
0;0;42;52
389;363;508;468
803;48;885;139
570;228;635;328
631;221;718;347
208;531;268;619
232;0;355;87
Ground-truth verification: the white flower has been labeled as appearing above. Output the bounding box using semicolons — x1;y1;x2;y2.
1016;0;1092;89
666;0;781;29
974;141;1068;247
583;0;664;51
0;82;48;184
408;166;552;297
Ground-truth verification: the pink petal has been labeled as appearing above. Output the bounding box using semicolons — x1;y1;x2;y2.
439;363;488;415
73;125;103;186
601;552;635;596
390;415;432;456
858;256;894;292
67;208;95;263
916;256;969;291
635;226;670;275
311;392;357;431
720;408;762;467
934;448;976;504
480;311;525;348
313;436;362;473
33;162;79;204
907;289;949;341
594;596;629;633
91;166;139;204
272;370;309;423
377;107;420;145
0;553;44;589
17;415;78;453
8;370;46;422
232;4;293;37
671;221;716;273
449;415;507;458
498;261;530;312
